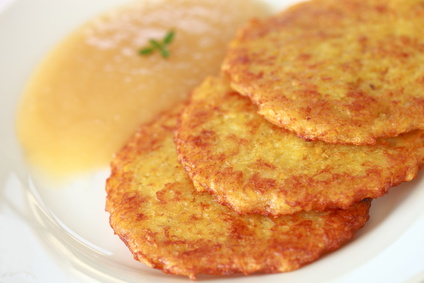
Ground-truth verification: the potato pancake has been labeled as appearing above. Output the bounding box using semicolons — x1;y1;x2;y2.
105;106;371;279
222;0;424;145
176;76;424;216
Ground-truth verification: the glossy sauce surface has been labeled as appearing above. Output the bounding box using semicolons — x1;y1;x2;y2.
16;0;269;176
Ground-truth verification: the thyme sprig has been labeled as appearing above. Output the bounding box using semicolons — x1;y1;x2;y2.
139;30;175;59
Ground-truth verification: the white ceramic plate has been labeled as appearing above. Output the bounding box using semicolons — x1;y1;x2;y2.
1;0;424;282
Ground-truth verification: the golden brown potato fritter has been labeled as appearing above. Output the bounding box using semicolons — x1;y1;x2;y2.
222;0;424;145
175;76;424;216
105;106;371;279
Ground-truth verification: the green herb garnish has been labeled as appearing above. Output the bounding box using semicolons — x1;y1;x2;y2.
139;30;175;59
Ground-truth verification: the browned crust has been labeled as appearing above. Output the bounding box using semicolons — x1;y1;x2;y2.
222;0;424;145
105;106;371;279
175;76;424;215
